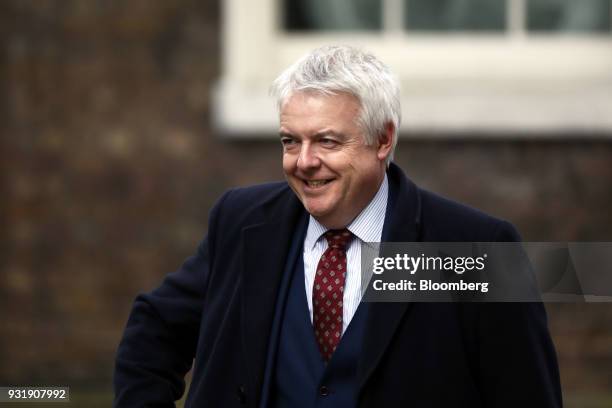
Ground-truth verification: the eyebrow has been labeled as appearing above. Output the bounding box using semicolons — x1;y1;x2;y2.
313;130;343;139
279;131;295;139
279;130;344;139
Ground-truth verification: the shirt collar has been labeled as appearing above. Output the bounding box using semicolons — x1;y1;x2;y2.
304;174;389;250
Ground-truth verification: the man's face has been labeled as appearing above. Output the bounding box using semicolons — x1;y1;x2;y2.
280;92;390;229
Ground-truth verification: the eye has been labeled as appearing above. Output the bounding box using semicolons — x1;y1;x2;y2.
280;137;299;149
320;138;339;148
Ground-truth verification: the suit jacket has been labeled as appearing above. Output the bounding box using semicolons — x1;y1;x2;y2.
114;163;562;407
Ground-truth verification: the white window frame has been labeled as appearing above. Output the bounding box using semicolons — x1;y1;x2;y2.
213;0;612;137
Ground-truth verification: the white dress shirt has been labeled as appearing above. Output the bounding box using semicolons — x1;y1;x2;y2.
303;174;388;334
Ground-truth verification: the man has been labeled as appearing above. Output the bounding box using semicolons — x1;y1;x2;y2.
114;45;562;407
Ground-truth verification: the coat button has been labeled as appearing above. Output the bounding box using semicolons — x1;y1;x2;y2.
236;385;246;404
319;385;329;396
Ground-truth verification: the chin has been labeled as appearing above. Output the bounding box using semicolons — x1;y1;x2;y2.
303;201;332;218
304;204;328;218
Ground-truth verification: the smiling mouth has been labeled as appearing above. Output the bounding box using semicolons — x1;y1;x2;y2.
303;179;333;188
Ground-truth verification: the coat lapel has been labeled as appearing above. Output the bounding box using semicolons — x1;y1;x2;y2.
358;163;423;389
240;191;305;405
238;164;423;399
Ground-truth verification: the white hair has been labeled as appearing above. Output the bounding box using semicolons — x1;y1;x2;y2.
270;45;401;164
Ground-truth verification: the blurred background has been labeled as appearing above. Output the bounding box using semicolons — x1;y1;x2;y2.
1;0;611;406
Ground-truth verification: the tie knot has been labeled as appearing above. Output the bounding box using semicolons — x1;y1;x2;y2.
324;229;353;251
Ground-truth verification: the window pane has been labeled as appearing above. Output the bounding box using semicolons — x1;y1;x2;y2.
283;0;382;31
527;0;611;32
405;0;506;31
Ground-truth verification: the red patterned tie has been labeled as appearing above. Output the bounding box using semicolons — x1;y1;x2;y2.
312;229;353;362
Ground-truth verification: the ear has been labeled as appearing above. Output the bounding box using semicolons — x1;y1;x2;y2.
376;122;395;162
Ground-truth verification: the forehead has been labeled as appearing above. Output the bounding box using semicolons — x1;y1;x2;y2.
279;92;361;134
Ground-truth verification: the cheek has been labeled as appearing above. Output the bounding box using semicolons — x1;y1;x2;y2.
322;152;353;171
282;154;296;173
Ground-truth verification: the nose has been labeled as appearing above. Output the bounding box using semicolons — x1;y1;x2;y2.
297;143;320;171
